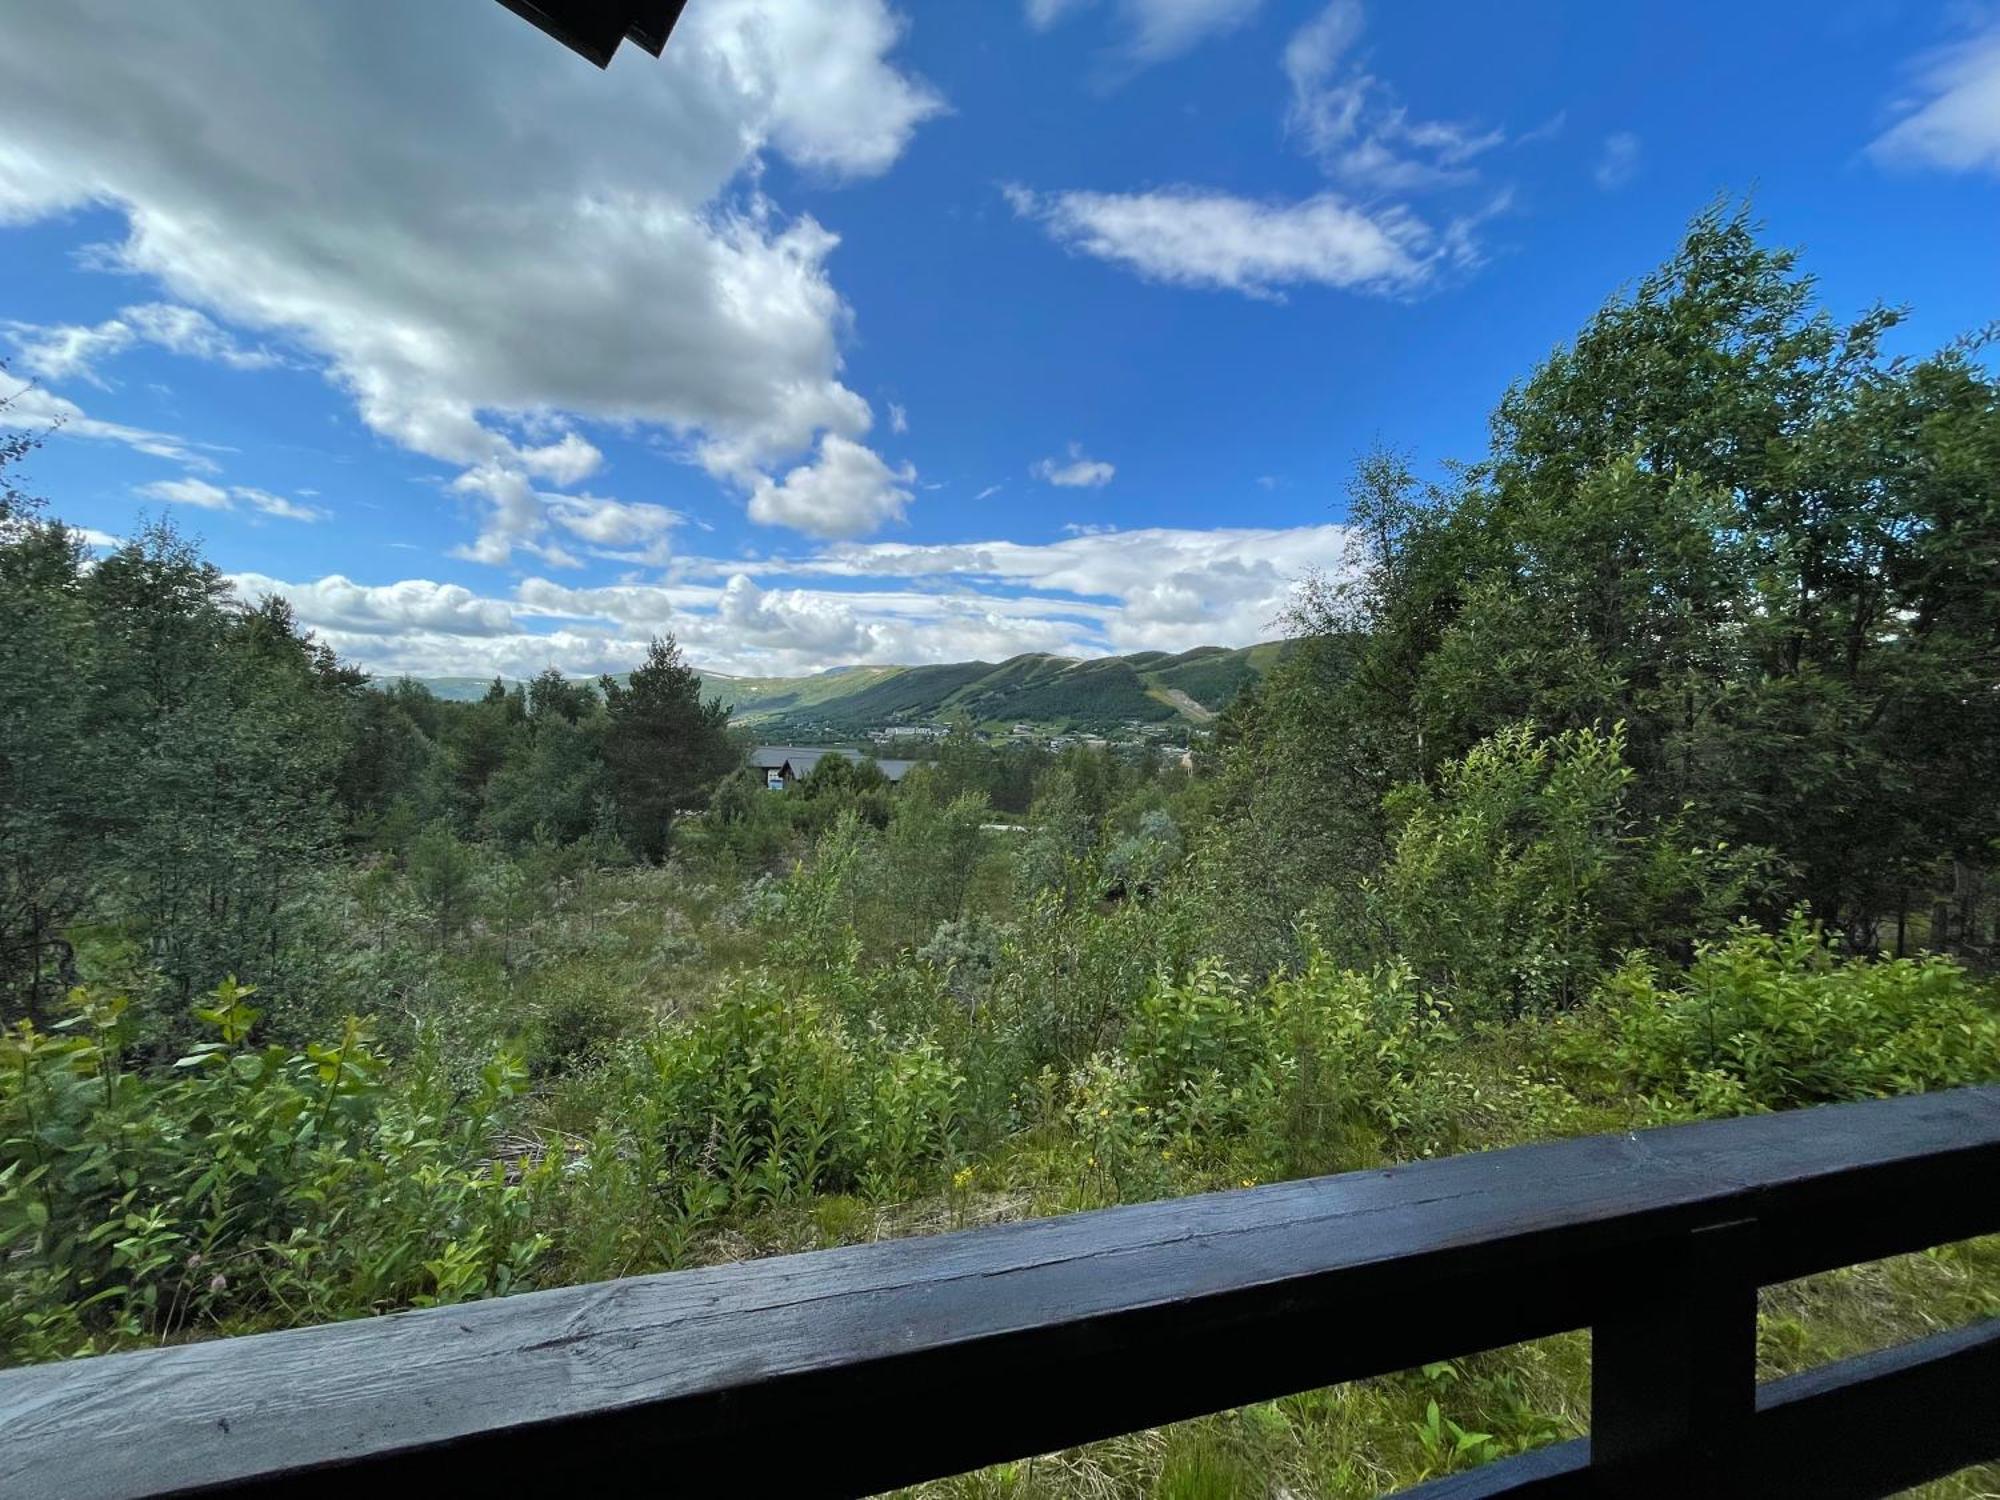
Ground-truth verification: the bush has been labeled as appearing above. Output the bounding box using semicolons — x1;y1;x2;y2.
1580;914;2000;1113
1371;723;1754;1020
1125;960;1281;1142
636;969;965;1205
0;980;545;1362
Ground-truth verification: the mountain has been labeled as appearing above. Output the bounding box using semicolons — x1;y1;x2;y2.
408;641;1286;735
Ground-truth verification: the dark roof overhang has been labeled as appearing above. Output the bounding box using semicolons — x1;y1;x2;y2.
496;0;688;67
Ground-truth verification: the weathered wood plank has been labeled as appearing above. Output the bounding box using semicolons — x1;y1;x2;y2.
1589;1218;1757;1494
1402;1317;2000;1500
1746;1316;2000;1498
1397;1440;1591;1499
2;1087;1997;1499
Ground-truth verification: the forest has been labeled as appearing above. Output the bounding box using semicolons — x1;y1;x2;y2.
3;209;1998;1497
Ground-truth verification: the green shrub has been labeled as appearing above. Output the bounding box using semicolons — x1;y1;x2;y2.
1371;723;1754;1020
0;980;545;1363
1267;944;1472;1166
637;969;965;1205
1582;914;2000;1113
1125;960;1282;1144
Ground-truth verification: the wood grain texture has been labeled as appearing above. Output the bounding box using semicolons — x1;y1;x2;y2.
3;1087;1998;1499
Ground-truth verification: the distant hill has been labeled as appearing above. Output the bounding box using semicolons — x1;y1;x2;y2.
407;641;1285;735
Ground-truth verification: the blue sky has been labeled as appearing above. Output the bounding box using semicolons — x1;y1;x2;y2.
1;0;1995;677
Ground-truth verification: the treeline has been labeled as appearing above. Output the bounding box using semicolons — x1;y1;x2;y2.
1202;206;2000;993
5;212;2000;1480
0;448;739;1021
1;516;353;1019
0;419;1175;1025
337;644;734;860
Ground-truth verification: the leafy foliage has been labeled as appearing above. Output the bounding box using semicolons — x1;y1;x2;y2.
4;212;2000;1499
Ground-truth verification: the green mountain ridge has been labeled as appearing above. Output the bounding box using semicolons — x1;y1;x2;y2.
406;641;1285;735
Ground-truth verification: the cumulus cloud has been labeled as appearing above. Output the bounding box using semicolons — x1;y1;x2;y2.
449;467;681;565
1025;0;1262;64
547;495;680;548
231;523;1357;678
747;433;915;538
1869;22;2000;176
1007;183;1435;297
231;573;516;637
0;0;942;557
1594;132;1641;190
1031;443;1116;487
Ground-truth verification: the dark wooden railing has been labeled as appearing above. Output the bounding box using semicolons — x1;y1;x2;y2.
4;1087;1999;1499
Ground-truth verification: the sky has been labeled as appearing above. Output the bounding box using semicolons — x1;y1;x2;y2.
0;0;1995;680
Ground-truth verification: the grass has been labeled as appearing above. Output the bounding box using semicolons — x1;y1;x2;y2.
21;854;1997;1498
468;867;2000;1499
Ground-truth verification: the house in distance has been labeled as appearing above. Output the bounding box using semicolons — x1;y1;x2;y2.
749;745;916;792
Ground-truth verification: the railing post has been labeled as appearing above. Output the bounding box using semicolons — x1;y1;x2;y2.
1590;1218;1759;1497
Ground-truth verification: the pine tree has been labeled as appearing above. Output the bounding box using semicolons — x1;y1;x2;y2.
600;636;737;860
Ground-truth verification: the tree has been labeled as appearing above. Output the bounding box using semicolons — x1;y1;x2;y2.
481;681;608;850
0;515;94;1019
407;821;476;947
600;637;737;860
85;541;354;1004
1241;204;2000;950
2;490;359;1015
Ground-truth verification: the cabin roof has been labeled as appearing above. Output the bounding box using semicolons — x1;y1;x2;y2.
749;745;915;782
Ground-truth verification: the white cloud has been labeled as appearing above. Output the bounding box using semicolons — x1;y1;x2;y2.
1284;1;1504;192
1008;183;1434;298
135;477;325;521
1026;0;1262;63
5;323;129;388
1869;22;2000;175
1032;443;1116;487
747;432;915;538
235;523;1358;678
975;483;1004;501
548;495;680;548
0;0;942;560
1027;0;1092;29
231;572;515;637
518;432;603;488
5;382;218;469
448;466;680;565
888;401;909;434
450;463;548;566
771;522;1360;652
1010;2;1511;301
231;486;327;522
3;302;280;387
136;477;231;509
1594;132;1641;190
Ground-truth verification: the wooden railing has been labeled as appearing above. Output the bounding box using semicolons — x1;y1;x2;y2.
4;1087;1999;1499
